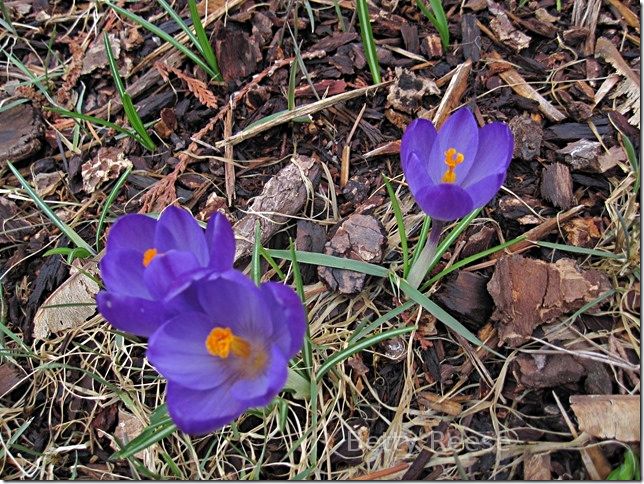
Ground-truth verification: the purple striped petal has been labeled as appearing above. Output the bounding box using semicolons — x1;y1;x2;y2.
99;248;150;298
463;172;506;208
230;346;287;406
143;250;202;299
401;118;438;181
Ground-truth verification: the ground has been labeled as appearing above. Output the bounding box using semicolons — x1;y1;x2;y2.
0;0;640;479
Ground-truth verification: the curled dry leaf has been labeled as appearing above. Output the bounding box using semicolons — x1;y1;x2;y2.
33;260;100;341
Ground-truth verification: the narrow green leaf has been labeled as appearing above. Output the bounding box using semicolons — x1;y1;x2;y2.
187;0;222;80
416;0;449;48
157;0;201;53
47;106;138;139
429;208;481;271
356;0;381;84
287;59;298;111
7;162;96;255
410;216;431;269
268;249;388;277
608;449;639;480
96;165;132;250
259;246;286;280
535;240;624;260
251;221;262;285
110;406;176;460
383;175;409;277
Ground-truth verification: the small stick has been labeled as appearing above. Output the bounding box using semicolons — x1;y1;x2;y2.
353;462;409;480
224;103;235;206
340;103;367;188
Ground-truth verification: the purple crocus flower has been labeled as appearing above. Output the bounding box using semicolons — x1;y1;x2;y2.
146;275;307;435
400;107;514;221
97;206;235;337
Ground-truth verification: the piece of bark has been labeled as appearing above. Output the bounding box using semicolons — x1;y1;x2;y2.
581;360;613;395
421;34;443;59
487;0;531;52
570;395;640;442
563;217;603;248
541;163;574;209
296;220;327;284
488;51;566;122
0;196;33;243
234;155;321;260
523;452;552;480
515;353;586;389
81;33;120;75
509;113;543;160
400;22;419;54
386;67;439;115
0;363;24;396
81;148;132;194
213;22;262;82
558;139;614;173
0;102;43;164
488;254;611;346
434;271;492;327
461;14;481;62
432;59;472;128
318;214;385;294
460;225;497;259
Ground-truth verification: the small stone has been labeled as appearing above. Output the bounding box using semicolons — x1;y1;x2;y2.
318;214;385;294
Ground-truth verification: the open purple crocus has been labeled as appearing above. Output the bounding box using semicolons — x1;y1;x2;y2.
97;206;235;337
400;107;514;221
146;275;307;435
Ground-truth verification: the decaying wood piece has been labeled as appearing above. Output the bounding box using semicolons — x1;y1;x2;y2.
224;105;235;205
594;37;640;127
488;52;566;122
572;0;601;56
523;452;552;480
432;59;472;128
570;395;641;442
0;103;44;164
233;155;321;260
488;254;611;346
541;163;574;209
605;0;640;28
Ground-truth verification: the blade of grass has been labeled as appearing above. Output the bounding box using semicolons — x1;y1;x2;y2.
251;221;262;284
96;165;132;250
110;405;176;460
316;325;416;381
416;0;449;48
350;300;414;343
428;208;481;272
7;162;96;255
620;133;640;194
535;240;624;260
103;33;156;151
268;249;388;277
356;0;381;84
4;51;56;105
104;1;217;78
47;106;141;141
157;0;201;53
259;246;286;280
410;216;431;269
0;0;16;34
187;0;222;80
383;175;409;277
287;59;298;111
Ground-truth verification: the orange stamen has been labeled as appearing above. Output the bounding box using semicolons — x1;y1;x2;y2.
142;248;158;267
205;327;251;359
441;148;464;183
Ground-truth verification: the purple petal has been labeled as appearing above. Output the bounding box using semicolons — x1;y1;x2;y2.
154;206;209;266
261;282;306;358
96;291;166;337
205;213;235;272
230;346;287;407
401;118;438;175
166;381;245;435
147;312;231;390
402;152;437;201
196;277;274;338
464;173;506;208
143;250;202;299
428;107;479;184
99;248;150;298
105;214;156;253
415;183;474;221
462;122;513;187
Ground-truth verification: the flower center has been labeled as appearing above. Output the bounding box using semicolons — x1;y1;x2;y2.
441;148;464;184
205;327;251;359
142;248;158;267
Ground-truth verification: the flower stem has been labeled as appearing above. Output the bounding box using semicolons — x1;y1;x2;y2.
406;220;444;289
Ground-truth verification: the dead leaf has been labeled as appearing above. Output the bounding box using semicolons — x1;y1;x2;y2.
523;452;552;480
81;148;132;193
34;171;65;197
570;395;640;442
0;363;25;396
33;260;99;340
112;409;147;460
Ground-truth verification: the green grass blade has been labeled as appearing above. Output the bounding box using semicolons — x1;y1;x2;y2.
350;300;414;343
620;133;640;194
399;278;502;357
48;106;136;138
267;249;388;277
416;0;450;48
110;405;176;460
287;59;298;111
157;0;201;53
96;165;132;250
105;1;217;78
428;208;481;271
259;246;286;280
356;0;381;84
0;0;16;34
410;216;431;269
103;33;156;151
383;176;409;277
535;240;624;260
608;448;639;480
7;162;96;255
251;221;262;285
316;325;415;381
187;0;222;80
4;51;56;105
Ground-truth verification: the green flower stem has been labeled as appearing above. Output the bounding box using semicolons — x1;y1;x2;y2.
406;220;444;289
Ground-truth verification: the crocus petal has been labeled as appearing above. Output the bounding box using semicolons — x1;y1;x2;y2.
105;214;156;253
462;122;514;187
166;381;244;435
205;213;235;272
402;152;437;200
230;346;287;407
463;172;506;208
196;278;274;338
427;107;479;183
99;248;150;298
154;206;209;266
143;250;202;300
401;118;438;174
147;312;232;390
415;183;474;221
96;291;166;337
261;282;307;359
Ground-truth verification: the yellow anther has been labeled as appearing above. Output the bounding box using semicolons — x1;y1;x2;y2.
142;248;158;267
441;147;465;183
205;327;251;359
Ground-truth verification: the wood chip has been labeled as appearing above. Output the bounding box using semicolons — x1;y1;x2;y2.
432;59;472;128
0;102;43;164
0;363;24;396
541;162;574;209
523;452;552;480
488;51;566;122
570;395;640;442
487;0;531;51
509;113;543;161
515;353;586;388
